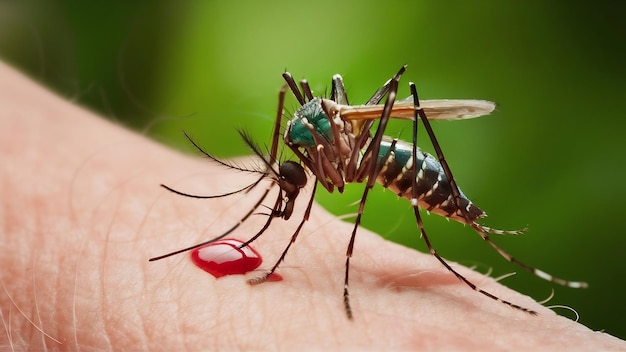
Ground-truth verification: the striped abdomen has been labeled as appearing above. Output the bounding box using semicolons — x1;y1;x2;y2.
376;138;485;224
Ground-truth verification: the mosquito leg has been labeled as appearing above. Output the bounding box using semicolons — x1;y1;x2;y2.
342;139;398;318
238;187;286;248
269;84;288;165
476;224;527;236
332;67;407;182
331;74;349;105
408;82;520;235
341;179;382;318
300;79;313;102
249;181;318;285
343;70;403;319
413;205;538;314
408;83;587;289
356;70;401;181
365;65;407;105
409;82;482;227
282;72;306;105
470;223;588;288
406;89;537;314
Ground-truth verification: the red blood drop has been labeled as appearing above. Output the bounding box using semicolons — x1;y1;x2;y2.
191;239;262;278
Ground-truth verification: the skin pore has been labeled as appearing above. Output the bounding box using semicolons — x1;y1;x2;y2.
1;61;624;350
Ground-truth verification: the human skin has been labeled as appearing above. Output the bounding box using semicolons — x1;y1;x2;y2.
1;61;624;351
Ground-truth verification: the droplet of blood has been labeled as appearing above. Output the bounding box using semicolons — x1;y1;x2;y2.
191;239;262;278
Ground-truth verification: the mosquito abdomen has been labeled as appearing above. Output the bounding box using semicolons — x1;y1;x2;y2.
376;138;485;224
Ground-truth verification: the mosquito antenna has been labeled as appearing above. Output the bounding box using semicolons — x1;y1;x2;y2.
160;180;259;199
161;131;271;199
182;131;266;174
238;129;281;179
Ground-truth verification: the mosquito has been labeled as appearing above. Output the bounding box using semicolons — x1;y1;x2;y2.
150;65;587;319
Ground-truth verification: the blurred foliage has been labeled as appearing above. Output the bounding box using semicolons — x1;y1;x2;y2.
1;0;625;340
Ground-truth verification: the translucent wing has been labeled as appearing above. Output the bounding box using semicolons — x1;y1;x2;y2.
335;99;496;121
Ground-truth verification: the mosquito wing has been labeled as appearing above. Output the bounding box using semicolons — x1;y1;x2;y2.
336;99;496;121
413;99;495;120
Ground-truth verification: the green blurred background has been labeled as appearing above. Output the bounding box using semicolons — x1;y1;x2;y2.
2;1;625;340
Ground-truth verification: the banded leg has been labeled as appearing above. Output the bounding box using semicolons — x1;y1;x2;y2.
344;69;398;182
343;68;405;319
408;83;587;289
413;206;538;314
470;223;588;288
408;83;537;314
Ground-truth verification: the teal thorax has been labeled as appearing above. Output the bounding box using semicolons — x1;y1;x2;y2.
286;98;334;148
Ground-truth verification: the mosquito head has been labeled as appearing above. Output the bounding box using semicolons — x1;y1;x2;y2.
278;161;307;220
279;161;307;191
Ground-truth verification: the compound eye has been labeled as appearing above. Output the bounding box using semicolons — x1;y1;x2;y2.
279;161;307;189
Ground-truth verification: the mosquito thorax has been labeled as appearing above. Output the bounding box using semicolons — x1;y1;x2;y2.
285;98;333;148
